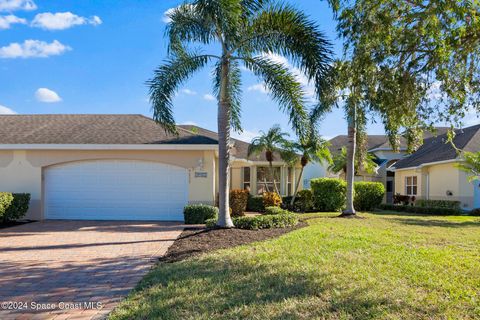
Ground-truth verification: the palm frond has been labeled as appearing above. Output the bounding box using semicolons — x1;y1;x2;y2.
457;151;480;182
147;51;211;134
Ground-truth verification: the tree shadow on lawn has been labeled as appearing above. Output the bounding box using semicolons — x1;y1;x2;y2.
389;218;480;228
113;257;432;320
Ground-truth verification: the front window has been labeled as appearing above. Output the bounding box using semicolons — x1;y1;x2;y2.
256;166;281;195
242;167;251;191
405;176;417;195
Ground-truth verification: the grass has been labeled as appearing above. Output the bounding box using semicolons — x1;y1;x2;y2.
110;212;480;320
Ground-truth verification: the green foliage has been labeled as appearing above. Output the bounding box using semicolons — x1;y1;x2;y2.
295;189;314;212
393;194;412;205
469;208;480;217
310;178;347;212
264;206;289;215
247;195;265;212
205;218;217;229
416;199;461;210
0;192;14;222
378;204;462;216
3;193;31;222
184;204;218;224
262;192;282;208
353;182;385;211
328;147;377;175
229;189;250;217
456;152;480;182
232;213;298;230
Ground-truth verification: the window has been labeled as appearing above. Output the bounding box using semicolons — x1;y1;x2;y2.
242;167;251;191
256;166;281;195
405;176;417;195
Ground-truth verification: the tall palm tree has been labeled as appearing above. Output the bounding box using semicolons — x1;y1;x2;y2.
148;0;332;227
328;146;378;177
248;125;290;194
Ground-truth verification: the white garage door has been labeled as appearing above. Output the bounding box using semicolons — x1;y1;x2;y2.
44;160;188;221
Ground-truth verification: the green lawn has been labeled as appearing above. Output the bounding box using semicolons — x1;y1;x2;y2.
110;212;480;320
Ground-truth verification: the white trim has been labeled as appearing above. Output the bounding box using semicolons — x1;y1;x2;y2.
0;144;218;151
392;158;459;171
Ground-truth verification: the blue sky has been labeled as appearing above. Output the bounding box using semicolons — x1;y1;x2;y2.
0;0;473;142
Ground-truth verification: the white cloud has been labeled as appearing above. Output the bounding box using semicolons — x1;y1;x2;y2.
181;88;197;95
35;88;62;103
0;104;16;114
0;0;36;12
0;39;71;58
0;14;25;29
248;83;270;94
203;94;215;101
180;121;198;126
232;129;260;143
162;7;175;23
32;12;102;30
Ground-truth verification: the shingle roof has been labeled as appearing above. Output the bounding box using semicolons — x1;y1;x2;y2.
0;114;217;145
394;124;480;169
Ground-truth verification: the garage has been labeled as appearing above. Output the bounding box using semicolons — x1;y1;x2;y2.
44;159;189;221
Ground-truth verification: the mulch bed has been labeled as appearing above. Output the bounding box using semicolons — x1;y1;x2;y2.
159;221;307;263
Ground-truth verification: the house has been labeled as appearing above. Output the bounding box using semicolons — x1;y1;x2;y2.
303;128;450;203
393;124;480;210
0;114;302;221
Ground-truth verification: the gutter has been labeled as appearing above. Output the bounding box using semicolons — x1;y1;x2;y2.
392;158;460;171
0;144;219;151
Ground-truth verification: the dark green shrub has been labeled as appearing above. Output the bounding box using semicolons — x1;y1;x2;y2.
416;199;461;210
469;208;480;216
247;195;264;212
205;218;217;228
393;194;411;205
184;204;218;224
353;182;385;211
296;189;314;212
264;206;289;215
230;189;249;216
0;192;14;221
233;213;298;230
3;193;31;222
311;178;347;212
378;204;462;215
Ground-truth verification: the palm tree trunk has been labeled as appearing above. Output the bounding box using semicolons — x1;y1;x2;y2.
341;106;356;217
269;162;280;194
216;57;234;228
290;166;304;206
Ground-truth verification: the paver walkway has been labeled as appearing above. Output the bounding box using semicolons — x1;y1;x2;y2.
0;220;184;319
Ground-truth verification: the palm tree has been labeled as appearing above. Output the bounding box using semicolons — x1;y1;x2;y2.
328;146;378;177
248;125;290;194
147;0;332;227
457;151;480;182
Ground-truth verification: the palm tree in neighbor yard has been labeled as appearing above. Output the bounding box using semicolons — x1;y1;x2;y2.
148;0;332;227
248;125;291;194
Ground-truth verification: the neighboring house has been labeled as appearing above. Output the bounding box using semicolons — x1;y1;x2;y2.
393;124;480;210
303;128;449;203
0;114;301;221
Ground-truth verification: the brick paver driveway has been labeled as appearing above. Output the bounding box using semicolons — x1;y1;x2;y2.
0;220;184;320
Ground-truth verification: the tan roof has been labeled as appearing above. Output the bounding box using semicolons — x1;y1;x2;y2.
0;114;217;145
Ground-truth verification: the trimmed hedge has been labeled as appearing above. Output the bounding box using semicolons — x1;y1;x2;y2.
311;178;347;212
469;208;480;216
393;194;411;205
354;182;385;211
184;204;218;224
416;199;461;210
282;190;314;212
230;189;249;216
206;212;298;230
378;204;462;215
247;195;264;212
264;206;290;215
263;192;282;208
0;193;30;222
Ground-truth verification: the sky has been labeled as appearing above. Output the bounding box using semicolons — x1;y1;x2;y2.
0;0;477;143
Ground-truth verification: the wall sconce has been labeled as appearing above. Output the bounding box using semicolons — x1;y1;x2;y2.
446;190;453;196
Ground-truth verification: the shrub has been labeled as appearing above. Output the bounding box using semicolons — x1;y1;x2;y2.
416;199;461;210
233;213;298;230
311;178;347;212
205;218;217;228
184;204;218;224
296;189;314;212
3;193;30;222
247;195;265;212
229;189;249;216
393;194;411;205
378;204;462;215
263;192;282;208
469;208;480;216
264;206;289;215
353;182;385;211
0;192;14;221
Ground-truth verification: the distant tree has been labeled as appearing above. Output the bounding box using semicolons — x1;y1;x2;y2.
148;0;332;227
328;147;377;177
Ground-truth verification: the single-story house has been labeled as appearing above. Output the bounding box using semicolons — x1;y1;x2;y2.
0;114;302;221
393;124;480;210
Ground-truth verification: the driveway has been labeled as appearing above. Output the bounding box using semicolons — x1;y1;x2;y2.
0;220;184;320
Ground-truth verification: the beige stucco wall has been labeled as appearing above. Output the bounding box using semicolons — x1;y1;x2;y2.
0;149;217;220
395;162;474;209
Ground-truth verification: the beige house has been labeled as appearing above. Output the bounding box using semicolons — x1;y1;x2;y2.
0;115;301;221
393;124;480;210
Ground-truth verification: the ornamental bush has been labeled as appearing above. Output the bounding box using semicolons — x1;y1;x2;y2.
184;204;218;224
378;204;462;215
3;193;31;222
206;211;298;230
229;189;250;216
353;182;385;211
296;189;314;212
247;195;265;212
0;192;14;221
264;206;289;215
416;199;461;210
262;192;282;208
311;178;347;212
